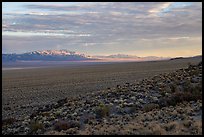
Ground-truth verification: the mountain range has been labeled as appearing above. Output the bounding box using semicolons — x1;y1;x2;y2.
2;50;170;63
93;54;169;61
2;50;95;62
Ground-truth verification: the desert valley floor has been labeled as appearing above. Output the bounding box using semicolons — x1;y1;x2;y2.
2;56;202;135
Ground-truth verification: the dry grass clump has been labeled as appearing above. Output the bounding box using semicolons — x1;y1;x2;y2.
164;121;178;132
191;120;202;135
44;130;66;135
137;128;153;135
136;123;166;135
183;120;192;128
163;121;186;135
166;119;201;135
150;124;166;135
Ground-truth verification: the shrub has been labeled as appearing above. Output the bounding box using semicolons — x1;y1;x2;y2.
166;98;177;107
190;69;200;76
187;62;192;67
2;117;16;126
82;114;95;124
198;61;202;66
54;120;70;131
170;83;179;93
128;105;138;114
57;98;68;106
41;112;50;117
164;86;202;107
183;81;192;92
158;98;168;108
54;110;62;118
30;120;44;133
161;91;166;97
95;103;110;119
143;103;159;112
54;120;80;131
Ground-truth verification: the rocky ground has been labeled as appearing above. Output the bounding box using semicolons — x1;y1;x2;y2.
2;61;202;135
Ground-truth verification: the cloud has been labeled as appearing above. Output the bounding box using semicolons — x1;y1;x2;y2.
2;2;202;57
149;2;172;13
2;31;91;37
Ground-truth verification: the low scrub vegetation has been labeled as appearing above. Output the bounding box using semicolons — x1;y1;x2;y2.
159;84;202;108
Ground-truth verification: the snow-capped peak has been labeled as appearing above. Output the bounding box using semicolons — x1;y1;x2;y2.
28;49;83;56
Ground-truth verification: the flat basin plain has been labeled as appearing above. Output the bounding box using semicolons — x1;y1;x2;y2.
2;56;202;135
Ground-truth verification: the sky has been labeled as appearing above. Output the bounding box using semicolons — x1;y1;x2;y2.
2;2;202;57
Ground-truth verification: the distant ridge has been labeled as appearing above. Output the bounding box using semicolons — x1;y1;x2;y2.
170;55;202;60
170;57;184;60
93;54;170;61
